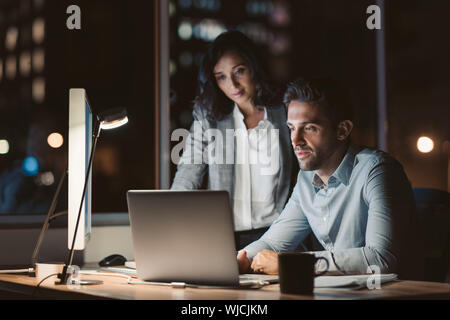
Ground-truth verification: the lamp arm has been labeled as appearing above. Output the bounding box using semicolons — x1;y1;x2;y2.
31;169;68;267
48;210;68;222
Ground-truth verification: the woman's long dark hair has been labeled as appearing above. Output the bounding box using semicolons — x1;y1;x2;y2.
196;30;279;121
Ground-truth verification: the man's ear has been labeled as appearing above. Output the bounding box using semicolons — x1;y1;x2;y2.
336;120;353;141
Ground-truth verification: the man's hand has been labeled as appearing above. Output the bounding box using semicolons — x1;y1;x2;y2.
237;250;251;274
250;250;279;275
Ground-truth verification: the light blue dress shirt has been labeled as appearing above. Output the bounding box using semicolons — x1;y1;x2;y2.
244;144;423;280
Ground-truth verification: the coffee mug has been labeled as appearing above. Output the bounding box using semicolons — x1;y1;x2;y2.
278;252;329;295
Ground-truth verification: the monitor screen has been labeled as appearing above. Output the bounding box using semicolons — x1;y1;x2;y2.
68;88;92;250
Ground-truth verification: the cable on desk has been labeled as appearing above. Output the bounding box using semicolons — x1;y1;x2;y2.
0;268;34;274
31;273;59;298
127;279;187;287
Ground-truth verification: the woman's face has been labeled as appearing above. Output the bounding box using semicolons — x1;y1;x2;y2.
213;51;256;107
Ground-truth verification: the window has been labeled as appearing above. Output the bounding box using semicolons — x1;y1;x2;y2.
0;1;157;217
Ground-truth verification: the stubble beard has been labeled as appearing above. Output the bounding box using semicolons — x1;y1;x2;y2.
296;142;336;172
298;152;321;171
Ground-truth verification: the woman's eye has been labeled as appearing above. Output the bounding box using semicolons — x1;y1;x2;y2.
235;68;245;75
216;75;225;82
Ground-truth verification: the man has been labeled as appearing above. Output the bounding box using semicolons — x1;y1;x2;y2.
237;78;423;280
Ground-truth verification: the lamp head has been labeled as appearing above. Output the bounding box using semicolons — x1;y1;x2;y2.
98;107;128;130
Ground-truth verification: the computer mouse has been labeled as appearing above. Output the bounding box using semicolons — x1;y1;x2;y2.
99;254;127;267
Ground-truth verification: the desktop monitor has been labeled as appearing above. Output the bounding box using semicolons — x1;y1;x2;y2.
68;88;92;250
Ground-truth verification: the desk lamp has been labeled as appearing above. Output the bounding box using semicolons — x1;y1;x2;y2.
55;107;128;285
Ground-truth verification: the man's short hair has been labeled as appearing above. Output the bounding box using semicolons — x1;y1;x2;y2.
283;77;353;127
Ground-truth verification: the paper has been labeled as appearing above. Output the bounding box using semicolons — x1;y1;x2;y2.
100;267;137;276
314;274;398;290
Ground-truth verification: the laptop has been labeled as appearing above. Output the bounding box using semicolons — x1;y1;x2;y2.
126;190;278;287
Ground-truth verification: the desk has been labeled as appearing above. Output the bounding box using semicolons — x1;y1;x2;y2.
0;272;450;300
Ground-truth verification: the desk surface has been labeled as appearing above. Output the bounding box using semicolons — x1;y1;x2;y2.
1;272;450;300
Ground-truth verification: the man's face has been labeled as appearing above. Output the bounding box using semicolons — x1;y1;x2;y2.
287;101;339;171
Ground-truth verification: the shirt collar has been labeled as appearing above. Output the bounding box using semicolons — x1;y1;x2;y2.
311;143;359;188
233;103;268;125
312;174;326;190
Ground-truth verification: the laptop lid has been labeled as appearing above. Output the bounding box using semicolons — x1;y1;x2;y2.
126;190;240;286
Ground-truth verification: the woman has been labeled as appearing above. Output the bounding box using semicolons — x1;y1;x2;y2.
171;30;296;249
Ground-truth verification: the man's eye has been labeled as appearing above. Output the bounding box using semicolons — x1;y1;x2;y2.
305;126;317;132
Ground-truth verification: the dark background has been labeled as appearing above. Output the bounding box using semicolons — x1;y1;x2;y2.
0;0;448;215
0;0;156;214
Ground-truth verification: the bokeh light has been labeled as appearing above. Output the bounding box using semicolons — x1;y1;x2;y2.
32;77;45;103
417;136;434;153
0;140;9;154
32;18;45;44
47;132;64;148
19;51;31;76
5;26;18;50
178;21;193;40
5;55;16;79
37;171;55;186
22;156;39;176
33;48;45;73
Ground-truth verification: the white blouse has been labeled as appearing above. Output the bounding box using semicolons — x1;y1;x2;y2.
232;104;280;231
